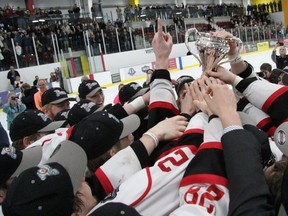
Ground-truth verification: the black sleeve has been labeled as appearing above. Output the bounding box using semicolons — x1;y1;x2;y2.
221;129;275;216
237;61;254;79
130;140;151;168
86;174;106;201
107;103;128;119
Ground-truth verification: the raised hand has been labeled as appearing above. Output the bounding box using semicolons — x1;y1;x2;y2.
202;76;241;128
152;18;173;69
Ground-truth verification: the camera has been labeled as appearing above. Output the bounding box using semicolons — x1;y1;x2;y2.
11;96;18;100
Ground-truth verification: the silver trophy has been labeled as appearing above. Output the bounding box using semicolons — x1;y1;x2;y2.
185;28;243;72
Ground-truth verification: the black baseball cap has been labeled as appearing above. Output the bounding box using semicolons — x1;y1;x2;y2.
54;109;70;127
41;87;75;107
9;110;65;141
68;111;140;160
175;75;195;95
119;82;149;105
54;109;70;122
67;100;100;126
90;203;141;216
78;80;102;99
0;143;42;185
2;140;87;216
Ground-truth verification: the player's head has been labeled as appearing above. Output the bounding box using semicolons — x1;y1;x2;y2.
68;111;140;167
0;143;42;204
118;82;148;105
78;80;105;107
2;140;87;216
260;63;272;78
41;87;75;120
175;75;194;107
10;110;64;150
279;46;287;56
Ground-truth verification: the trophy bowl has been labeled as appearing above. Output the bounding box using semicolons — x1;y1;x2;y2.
185;28;243;72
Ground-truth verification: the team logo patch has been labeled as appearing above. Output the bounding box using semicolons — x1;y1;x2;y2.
1;147;17;159
130;83;140;91
276;129;286;146
80;102;95;112
86;82;98;90
101;187;119;203
37;164;60;181
37;112;49;122
54;90;67;97
60;111;69;118
107;113;120;123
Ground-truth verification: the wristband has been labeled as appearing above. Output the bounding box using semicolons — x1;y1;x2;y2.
143;132;159;148
227;52;239;60
233;76;243;87
223;125;243;135
129;96;146;113
230;56;243;64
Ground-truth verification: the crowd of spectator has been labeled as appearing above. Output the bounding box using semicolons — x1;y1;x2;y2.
0;1;285;71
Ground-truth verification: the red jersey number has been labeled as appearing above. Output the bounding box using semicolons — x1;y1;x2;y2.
158;149;189;172
184;184;224;213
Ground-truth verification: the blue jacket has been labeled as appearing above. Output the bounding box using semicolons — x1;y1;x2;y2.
3;103;26;130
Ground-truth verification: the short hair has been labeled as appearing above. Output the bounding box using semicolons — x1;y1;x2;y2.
21;83;31;91
37;79;46;86
265;159;288;212
260;63;272;72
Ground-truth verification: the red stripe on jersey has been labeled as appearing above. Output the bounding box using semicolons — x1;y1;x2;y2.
267;127;276;136
180;174;228;188
41;138;52;147
130;167;152;207
66;125;75;139
183;129;204;135
156;145;197;161
256;117;272;129
149;101;180;114
197;142;223;152
95;168;114;195
262;87;288;112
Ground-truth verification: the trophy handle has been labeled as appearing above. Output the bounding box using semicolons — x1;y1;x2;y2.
217;37;243;67
185;28;202;67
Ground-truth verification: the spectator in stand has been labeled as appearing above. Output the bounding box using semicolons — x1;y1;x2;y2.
3;92;26;130
2;43;13;70
73;4;80;20
33;75;39;86
22;32;33;55
271;42;288;69
7;66;20;89
260;63;279;83
15;42;23;67
14;75;23;89
15;7;24;16
116;6;122;21
49;72;58;83
34;79;48;110
4;5;13;17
